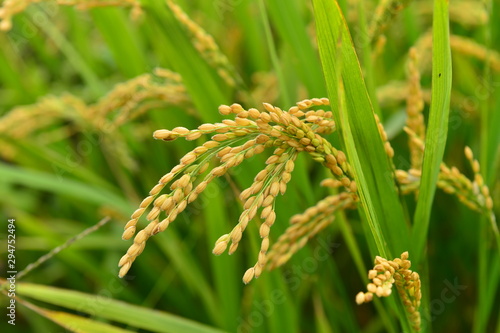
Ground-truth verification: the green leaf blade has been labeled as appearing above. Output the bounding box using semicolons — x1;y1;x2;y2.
412;0;452;266
16;282;228;333
312;0;410;258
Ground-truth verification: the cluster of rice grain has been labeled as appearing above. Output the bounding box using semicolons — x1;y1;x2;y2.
267;192;355;270
0;69;188;163
396;127;496;230
118;98;361;281
356;251;422;331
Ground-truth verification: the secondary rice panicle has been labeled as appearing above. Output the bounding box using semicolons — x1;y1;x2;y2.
0;69;187;167
356;252;422;332
395;130;497;233
267;192;355;270
450;35;500;73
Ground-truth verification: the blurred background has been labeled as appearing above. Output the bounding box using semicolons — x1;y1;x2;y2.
0;0;499;332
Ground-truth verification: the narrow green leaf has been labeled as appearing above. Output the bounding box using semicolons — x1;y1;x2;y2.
0;163;131;215
257;0;292;106
26;5;105;97
411;0;452;266
15;282;228;333
90;8;148;78
152;230;222;326
18;299;134;333
313;1;413;331
267;0;326;96
142;0;230;123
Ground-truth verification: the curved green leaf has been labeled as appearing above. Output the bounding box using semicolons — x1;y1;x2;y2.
15;282;228;333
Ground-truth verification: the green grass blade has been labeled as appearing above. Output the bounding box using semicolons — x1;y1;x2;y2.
152;231;222;326
14;282;228;333
232;1;269;72
17;299;134;333
355;0;379;116
26;5;105;97
10;139;117;193
142;0;229;123
411;0;452;266
267;0;326;96
257;0;292;106
475;0;499;329
0;163;130;215
312;0;410;258
90;7;148;78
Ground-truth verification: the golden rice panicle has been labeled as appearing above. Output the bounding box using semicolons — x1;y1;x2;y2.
436;151;496;229
413;33;500;75
153;107;257;142
118;218;159;278
247;150;297;283
0;95;70;159
273;102;353;194
0;93;116;169
393;138;496;226
120;98;364;280
267;193;355;270
373;113;397;191
120;144;206;242
120;113;274;277
294;97;330;110
119;159;197;277
402;126;426;180
247;98;353;190
319;178;345;190
406;47;426;169
267;100;354;195
291;98;335;134
356;252;421;332
376;82;408;108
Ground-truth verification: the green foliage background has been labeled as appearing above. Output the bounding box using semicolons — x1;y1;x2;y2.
0;0;499;332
